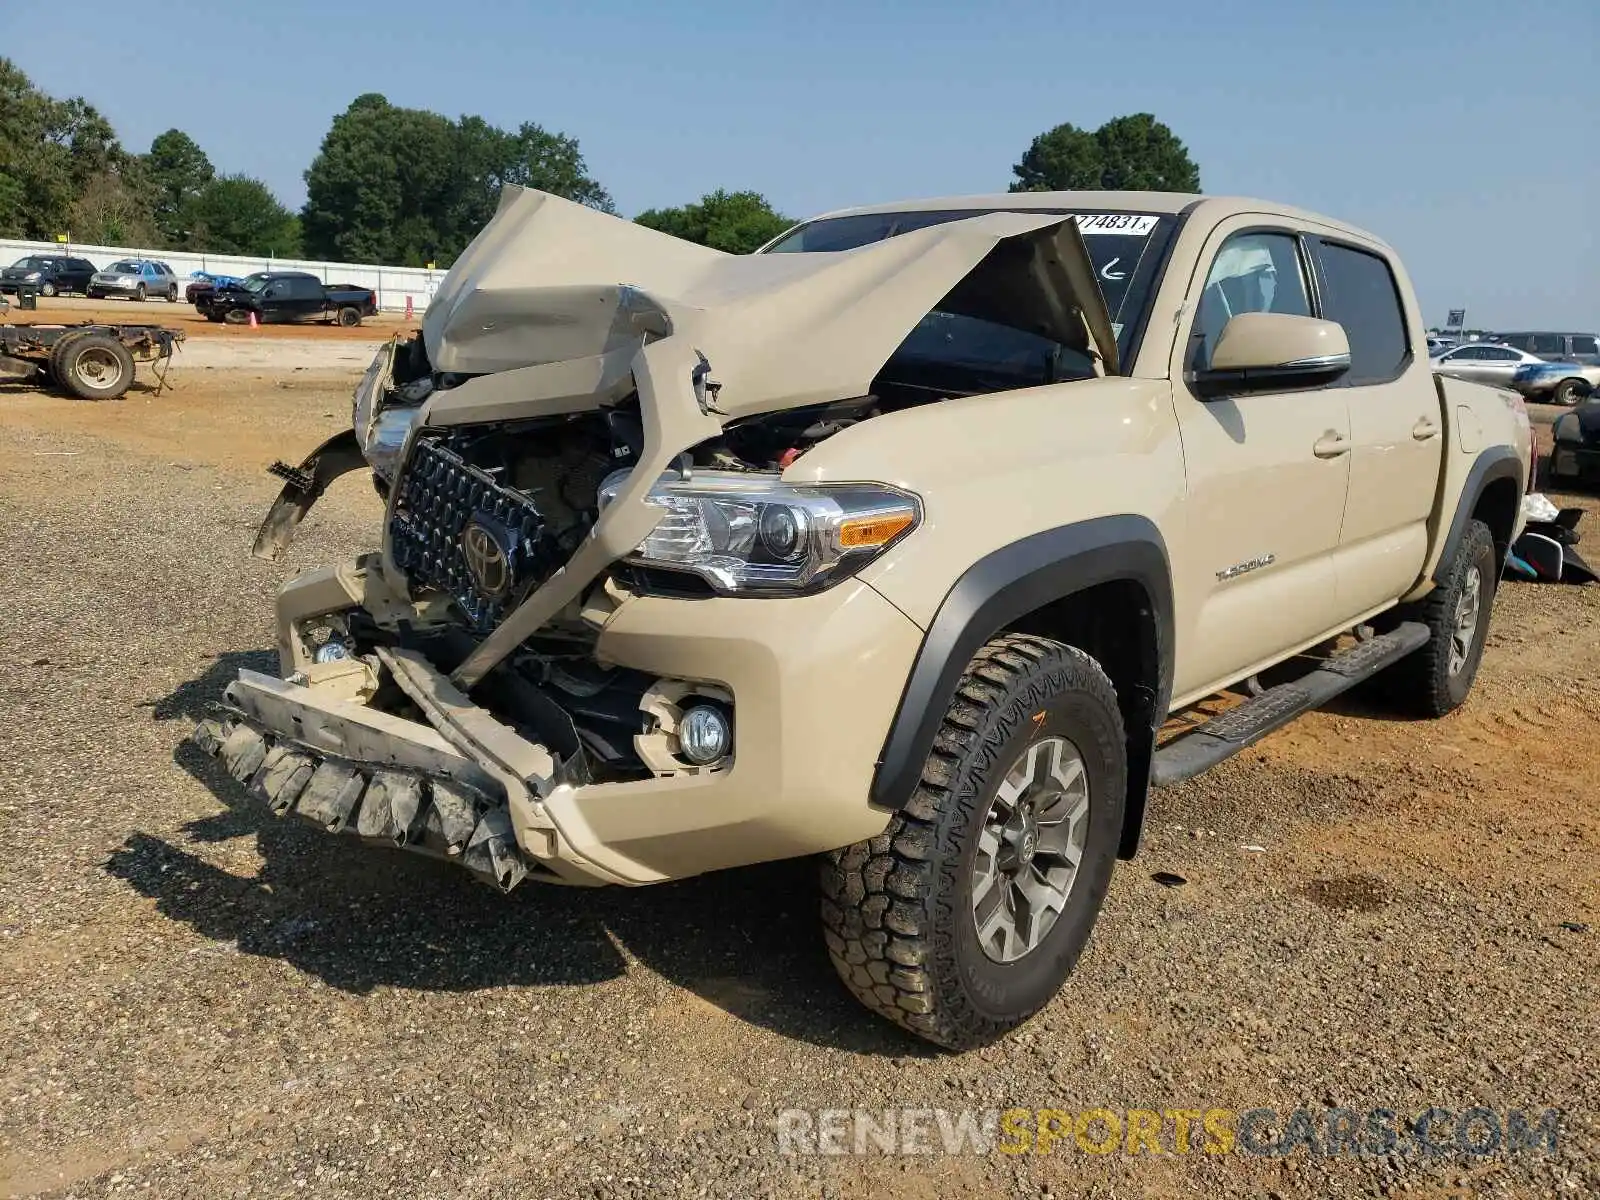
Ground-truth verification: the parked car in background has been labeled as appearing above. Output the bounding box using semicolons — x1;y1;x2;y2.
195;271;378;326
185;272;244;306
0;255;99;297
87;260;181;302
1547;399;1600;486
1431;342;1598;405
1492;331;1600;366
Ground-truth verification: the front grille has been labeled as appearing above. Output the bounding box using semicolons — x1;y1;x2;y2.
388;432;551;631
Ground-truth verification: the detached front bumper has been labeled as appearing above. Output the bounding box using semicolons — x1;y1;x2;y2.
191;557;923;890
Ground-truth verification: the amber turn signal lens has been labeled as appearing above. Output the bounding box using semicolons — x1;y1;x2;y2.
839;512;915;548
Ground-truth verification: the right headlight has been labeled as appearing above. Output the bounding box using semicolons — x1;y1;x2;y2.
352;341;424;482
598;469;919;595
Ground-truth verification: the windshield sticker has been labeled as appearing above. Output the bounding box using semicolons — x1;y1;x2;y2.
1072;213;1159;237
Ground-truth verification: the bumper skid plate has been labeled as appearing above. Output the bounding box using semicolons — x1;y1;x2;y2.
190;715;531;892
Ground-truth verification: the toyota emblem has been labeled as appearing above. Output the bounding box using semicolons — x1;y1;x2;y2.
461;522;512;597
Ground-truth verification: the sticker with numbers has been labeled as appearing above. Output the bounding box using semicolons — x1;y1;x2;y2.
1071;213;1159;237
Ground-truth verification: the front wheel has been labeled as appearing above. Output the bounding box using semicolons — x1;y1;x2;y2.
1552;378;1587;407
821;633;1126;1050
41;281;57;297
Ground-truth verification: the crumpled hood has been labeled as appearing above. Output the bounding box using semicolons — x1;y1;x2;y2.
422;187;1117;419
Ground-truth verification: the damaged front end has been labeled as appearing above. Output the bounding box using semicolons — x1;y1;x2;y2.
197;186;1117;890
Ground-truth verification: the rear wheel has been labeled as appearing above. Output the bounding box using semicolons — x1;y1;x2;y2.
46;330;89;385
1372;519;1497;716
134;283;146;302
1552;378;1587;406
337;305;362;327
821;633;1126;1049
166;285;178;302
58;334;136;400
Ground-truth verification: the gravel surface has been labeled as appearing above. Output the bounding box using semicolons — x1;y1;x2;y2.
1;380;1595;1199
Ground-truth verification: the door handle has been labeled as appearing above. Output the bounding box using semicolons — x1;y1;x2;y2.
1412;417;1440;440
1313;431;1351;459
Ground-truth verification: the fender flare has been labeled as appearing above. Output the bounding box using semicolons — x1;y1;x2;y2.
1433;445;1524;582
869;515;1175;844
251;429;367;561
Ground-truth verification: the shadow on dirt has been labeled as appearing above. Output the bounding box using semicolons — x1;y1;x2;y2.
104;651;932;1057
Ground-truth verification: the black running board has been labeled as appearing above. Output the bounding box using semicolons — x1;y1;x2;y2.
1150;621;1431;788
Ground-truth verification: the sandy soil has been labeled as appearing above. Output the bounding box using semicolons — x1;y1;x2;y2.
0;375;1595;1199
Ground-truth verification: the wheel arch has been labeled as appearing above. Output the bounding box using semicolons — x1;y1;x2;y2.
1435;445;1524;583
869;515;1174;860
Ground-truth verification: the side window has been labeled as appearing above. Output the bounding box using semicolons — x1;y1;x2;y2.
1530;333;1563;355
1498;334;1531;352
1484;347;1521;362
1314;242;1410;385
1451;347;1484;360
299;277;325;300
1193;231;1311;367
1572;336;1598;356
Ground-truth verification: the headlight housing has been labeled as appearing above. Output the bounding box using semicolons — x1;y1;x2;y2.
599;469;919;595
352;343;425;482
23;271;40;281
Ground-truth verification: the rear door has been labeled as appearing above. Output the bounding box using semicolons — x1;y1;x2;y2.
289;276;324;320
1167;221;1353;699
1308;236;1442;615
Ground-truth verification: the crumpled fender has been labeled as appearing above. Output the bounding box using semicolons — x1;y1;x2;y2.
251;429;367;561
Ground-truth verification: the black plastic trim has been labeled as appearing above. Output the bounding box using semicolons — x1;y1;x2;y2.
1433;445;1524;583
869;516;1174;814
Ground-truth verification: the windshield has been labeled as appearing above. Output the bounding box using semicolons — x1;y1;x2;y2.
108;260;142;273
763;208;1176;364
11;257;50;270
242;274;271;293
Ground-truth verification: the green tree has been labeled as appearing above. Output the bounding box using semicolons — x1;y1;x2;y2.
143;128;214;245
0;58;146;240
186;175;302;256
634;190;792;254
300;94;613;266
1010;113;1200;194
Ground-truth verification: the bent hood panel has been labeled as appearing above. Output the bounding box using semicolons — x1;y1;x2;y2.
422;187;1116;419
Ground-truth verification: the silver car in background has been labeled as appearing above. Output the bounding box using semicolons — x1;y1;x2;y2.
1431;343;1599;405
86;259;181;302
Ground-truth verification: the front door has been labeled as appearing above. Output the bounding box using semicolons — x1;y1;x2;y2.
1310;236;1443;613
1167;222;1353;703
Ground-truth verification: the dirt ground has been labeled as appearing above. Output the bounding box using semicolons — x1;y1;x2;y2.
4;294;412;341
0;365;1595;1200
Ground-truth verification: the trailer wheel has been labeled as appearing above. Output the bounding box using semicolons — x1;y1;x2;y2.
46;330;90;385
58;334;136;400
337;306;362;327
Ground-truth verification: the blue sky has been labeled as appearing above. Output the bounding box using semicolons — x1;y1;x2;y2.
14;0;1597;328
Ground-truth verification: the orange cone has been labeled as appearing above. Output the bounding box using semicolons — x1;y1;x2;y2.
248;310;258;329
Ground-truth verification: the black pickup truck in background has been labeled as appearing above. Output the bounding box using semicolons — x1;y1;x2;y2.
195;271;379;326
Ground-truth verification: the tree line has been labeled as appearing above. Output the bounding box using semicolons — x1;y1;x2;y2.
1;58;1200;265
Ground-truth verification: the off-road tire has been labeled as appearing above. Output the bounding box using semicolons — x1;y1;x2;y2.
1552;378;1587;407
1374;519;1497;717
57;333;135;400
337;305;362;327
820;633;1126;1050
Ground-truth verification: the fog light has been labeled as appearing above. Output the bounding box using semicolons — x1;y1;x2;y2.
678;705;731;765
314;641;351;664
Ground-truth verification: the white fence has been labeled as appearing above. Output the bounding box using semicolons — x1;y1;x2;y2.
0;237;442;314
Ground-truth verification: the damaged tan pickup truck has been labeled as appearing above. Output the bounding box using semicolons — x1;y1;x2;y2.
192;187;1532;1049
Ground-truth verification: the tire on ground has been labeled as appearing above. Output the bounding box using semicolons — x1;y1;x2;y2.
337;305;362;327
224;308;252;325
1552;378;1587;407
57;333;136;401
1371;518;1497;717
46;330;90;386
820;632;1126;1050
